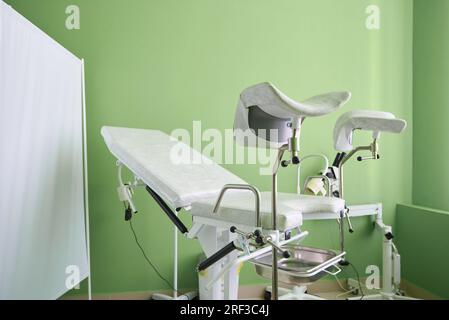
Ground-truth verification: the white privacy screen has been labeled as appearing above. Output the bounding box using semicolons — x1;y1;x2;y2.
0;2;88;299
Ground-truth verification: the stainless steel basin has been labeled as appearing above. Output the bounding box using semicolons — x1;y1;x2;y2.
250;245;345;285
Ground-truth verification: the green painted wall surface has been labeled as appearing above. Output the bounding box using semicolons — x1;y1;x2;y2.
396;204;449;299
5;0;413;296
413;0;449;211
393;0;449;299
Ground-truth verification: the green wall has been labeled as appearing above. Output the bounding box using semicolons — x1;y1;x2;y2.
5;0;413;296
413;0;449;211
397;205;449;299
394;0;449;299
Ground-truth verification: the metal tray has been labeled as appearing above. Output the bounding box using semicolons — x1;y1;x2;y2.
250;245;345;285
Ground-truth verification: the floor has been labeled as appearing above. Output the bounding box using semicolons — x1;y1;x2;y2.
62;278;438;300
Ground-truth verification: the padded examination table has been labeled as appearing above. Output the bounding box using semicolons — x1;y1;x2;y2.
102;126;245;209
101;126;344;231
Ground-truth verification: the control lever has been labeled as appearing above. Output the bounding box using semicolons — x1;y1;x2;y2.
230;226;264;246
197;226;256;272
265;238;291;259
344;208;354;233
230;226;252;238
230;226;254;254
336;208;354;233
357;139;380;162
357;154;380;162
231;227;291;258
281;156;300;168
197;241;238;272
197;226;292;273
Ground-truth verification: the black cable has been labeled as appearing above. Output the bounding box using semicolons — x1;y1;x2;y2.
129;219;182;296
346;261;365;300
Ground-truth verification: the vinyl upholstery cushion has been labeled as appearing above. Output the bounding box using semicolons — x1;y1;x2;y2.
101;126;246;209
101;126;343;230
333;110;407;152
191;192;345;230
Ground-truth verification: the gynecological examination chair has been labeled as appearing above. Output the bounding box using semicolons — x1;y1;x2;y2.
102;82;408;300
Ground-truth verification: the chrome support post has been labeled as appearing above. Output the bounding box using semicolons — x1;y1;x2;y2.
272;172;278;300
271;145;288;300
